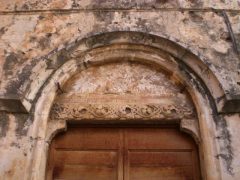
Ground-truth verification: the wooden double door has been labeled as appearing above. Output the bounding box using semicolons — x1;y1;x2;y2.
47;126;201;180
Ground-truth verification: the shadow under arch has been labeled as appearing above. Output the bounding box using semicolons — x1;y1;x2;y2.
24;31;233;180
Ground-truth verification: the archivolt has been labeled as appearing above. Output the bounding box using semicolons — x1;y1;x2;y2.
21;31;225;113
24;31;231;180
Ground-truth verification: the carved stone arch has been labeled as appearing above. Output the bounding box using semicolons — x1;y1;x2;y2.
24;32;227;180
48;46;201;141
17;31;230;114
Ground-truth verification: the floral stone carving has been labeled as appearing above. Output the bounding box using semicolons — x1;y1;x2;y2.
50;102;195;120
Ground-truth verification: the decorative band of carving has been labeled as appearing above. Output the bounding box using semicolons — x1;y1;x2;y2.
50;103;195;120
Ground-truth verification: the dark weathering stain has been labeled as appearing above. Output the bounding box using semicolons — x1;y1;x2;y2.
46;49;70;69
6;59;36;95
93;11;114;23
0;27;6;38
3;51;28;77
3;52;19;76
15;114;29;137
186;0;203;7
71;0;80;8
0;112;9;137
155;0;169;3
39;36;51;50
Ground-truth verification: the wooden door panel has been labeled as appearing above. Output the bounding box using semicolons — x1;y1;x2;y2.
129;151;193;166
54;151;117;166
54;128;120;150
52;150;118;180
128;151;194;180
126;128;194;150
53;165;117;180
129;166;193;180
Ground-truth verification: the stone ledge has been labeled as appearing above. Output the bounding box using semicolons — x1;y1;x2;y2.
222;99;240;113
0;0;239;12
0;8;240;15
0;97;28;113
1;94;240;114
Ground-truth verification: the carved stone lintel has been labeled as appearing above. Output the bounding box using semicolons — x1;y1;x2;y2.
50;102;195;121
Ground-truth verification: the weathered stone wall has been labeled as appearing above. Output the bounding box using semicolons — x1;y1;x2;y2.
0;1;240;179
0;112;30;179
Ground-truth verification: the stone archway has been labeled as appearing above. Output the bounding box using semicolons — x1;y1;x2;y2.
25;34;225;180
46;61;201;179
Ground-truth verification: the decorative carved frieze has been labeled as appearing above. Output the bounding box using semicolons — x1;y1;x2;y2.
50;102;195;120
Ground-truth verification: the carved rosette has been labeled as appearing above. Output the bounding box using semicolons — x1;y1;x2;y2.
50;102;195;120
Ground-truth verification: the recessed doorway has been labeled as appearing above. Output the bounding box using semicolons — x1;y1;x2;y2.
47;125;201;180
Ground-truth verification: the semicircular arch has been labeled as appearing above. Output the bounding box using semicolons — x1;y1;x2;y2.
20;31;226;114
24;39;228;180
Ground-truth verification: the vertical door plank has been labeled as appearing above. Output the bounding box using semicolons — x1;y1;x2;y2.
117;129;124;180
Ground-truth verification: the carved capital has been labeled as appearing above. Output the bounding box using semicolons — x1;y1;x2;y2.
180;118;200;143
